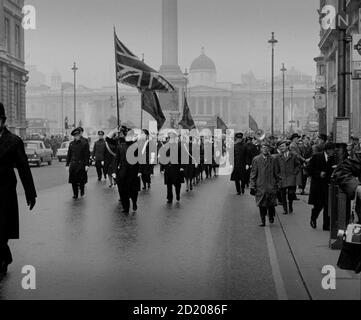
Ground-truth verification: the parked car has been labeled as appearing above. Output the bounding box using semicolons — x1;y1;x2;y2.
24;140;53;167
57;141;71;162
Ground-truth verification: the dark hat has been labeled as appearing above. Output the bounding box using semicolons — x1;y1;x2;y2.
0;102;6;119
290;133;300;140
324;142;335;151
71;128;81;136
98;131;105;136
235;132;243;139
79;127;84;133
278;139;290;147
318;134;328;142
142;129;150;136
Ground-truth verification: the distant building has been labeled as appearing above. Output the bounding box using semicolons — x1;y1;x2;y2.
187;48;316;133
26;69;152;135
0;0;27;136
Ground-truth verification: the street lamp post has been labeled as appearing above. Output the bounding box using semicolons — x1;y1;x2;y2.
268;32;278;135
280;63;287;135
290;85;294;131
72;62;78;128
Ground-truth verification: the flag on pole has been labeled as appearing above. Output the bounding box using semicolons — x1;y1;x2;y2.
216;116;228;133
249;114;259;132
179;96;196;130
141;91;166;130
114;29;175;92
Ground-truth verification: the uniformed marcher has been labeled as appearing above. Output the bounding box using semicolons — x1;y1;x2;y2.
93;131;106;181
0;102;37;275
66;128;90;199
250;142;281;227
138;129;154;190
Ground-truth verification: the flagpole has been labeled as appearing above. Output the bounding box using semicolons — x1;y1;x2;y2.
113;27;121;129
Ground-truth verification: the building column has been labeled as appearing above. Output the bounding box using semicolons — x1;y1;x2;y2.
228;98;231;123
212;97;216;116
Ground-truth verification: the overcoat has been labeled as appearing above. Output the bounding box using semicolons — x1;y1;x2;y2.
250;154;280;207
66;139;90;184
115;141;140;194
275;152;300;188
164;142;184;186
308;152;335;207
230;142;248;182
0;128;37;239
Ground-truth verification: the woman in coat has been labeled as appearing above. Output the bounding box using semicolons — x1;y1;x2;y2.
0;103;37;274
250;142;281;227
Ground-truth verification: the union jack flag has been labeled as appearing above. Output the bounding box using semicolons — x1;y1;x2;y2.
114;30;175;92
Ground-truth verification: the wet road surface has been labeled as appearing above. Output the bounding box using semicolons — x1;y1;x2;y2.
1;168;281;299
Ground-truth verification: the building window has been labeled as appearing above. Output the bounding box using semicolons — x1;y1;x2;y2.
5;18;10;53
15;25;21;58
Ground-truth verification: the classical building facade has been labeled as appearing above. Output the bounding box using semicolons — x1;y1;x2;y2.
316;0;361;137
0;0;27;136
187;48;316;133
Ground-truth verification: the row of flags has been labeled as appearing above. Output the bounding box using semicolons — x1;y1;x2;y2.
113;29;260;133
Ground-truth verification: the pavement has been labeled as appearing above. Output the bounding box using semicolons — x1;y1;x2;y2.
0;164;360;300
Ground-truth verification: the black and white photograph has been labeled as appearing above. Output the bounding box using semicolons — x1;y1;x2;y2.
1;0;361;308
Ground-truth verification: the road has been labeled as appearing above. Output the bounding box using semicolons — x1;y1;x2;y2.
1;163;355;300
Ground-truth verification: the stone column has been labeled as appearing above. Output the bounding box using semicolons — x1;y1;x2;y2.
161;0;179;70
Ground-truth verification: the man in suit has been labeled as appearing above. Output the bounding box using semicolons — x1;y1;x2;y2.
231;132;249;195
93;131;106;181
308;142;336;230
0;103;37;275
276;140;300;214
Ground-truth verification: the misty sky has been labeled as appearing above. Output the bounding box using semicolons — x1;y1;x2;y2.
24;0;320;88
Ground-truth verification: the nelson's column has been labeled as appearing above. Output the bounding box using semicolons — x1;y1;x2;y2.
159;0;187;128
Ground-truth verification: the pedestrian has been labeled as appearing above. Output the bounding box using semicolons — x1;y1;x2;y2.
104;129;118;188
114;128;141;214
181;134;196;192
308;142;336;230
0;103;37;275
163;132;184;203
93;131;106;181
66;128;90;199
231;132;249;195
276;140;300;214
250;142;280;227
312;134;328;154
138;129;153;190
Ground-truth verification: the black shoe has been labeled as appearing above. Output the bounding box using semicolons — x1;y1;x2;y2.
269;217;275;224
283;207;288;215
80;191;85;197
167;199;173;204
176;195;180;202
73;195;78;200
241;188;245;195
310;219;317;229
133;204;138;212
237;192;241;195
121;209;129;214
147;184;151;189
142;186;146;190
259;223;266;227
289;206;293;214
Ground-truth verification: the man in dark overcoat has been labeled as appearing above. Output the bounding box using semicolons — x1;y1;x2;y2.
114;129;141;213
308;142;336;230
276;140;300;214
138;129;154;190
162;132;184;203
231;132;249;195
250;142;281;227
66;128;90;199
0;103;36;275
93;131;106;181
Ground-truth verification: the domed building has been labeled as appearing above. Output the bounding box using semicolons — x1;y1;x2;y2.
189;47;217;88
186;48;316;133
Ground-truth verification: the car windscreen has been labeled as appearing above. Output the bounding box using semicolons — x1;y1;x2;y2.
24;143;38;149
